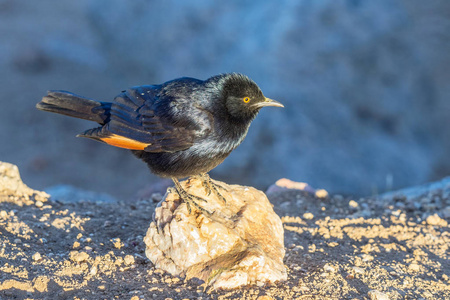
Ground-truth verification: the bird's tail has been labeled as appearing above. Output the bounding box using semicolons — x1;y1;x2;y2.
36;90;111;124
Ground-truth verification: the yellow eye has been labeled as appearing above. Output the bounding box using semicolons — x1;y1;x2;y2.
243;97;250;103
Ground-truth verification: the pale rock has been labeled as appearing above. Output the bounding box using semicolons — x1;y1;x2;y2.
266;178;315;195
144;177;286;290
315;189;328;199
368;290;390;300
32;275;50;292
124;255;135;265
32;252;42;261
408;263;420;272
69;251;90;263
426;214;448;226
349;200;359;209
303;212;314;220
0;161;49;205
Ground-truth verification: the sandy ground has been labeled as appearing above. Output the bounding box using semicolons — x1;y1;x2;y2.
0;168;449;299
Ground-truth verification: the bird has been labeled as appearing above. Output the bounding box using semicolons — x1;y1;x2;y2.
36;73;283;213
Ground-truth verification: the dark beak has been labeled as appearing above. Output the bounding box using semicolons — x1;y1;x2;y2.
254;97;284;108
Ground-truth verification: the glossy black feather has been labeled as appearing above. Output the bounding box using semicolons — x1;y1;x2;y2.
36;73;281;178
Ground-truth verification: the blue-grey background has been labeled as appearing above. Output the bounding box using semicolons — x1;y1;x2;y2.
1;0;449;199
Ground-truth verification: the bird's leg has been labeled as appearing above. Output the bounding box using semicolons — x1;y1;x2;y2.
171;177;211;215
199;173;227;203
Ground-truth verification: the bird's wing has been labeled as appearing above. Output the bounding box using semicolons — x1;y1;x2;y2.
78;85;204;153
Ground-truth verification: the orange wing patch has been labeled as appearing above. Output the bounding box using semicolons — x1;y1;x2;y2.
100;134;150;150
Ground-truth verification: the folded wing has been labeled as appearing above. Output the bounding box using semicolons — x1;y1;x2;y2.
78;86;197;153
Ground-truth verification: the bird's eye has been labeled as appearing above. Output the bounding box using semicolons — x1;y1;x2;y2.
243;97;250;103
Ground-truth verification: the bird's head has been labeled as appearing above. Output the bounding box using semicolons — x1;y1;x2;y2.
211;73;283;121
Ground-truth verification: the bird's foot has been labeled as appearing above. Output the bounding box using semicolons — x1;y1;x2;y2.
199;173;227;204
172;178;212;215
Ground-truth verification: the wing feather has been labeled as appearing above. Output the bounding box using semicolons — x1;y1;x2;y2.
79;85;201;152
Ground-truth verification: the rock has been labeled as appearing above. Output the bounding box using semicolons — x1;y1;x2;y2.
257;296;275;300
323;264;336;273
0;161;49;205
32;276;50;292
315;189;328;199
124;255;135;266
69;251;90;263
368;290;390;300
265;178;315;195
426;214;448;226
352;266;365;275
32;252;42;261
303;212;314;220
111;238;123;249
408;263;420;272
144;177;286;290
349;200;359;209
45;184;117;204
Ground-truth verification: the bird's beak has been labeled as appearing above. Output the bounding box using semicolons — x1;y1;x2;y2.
254;97;284;108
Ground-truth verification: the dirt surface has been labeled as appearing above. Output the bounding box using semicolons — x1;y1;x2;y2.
0;168;449;299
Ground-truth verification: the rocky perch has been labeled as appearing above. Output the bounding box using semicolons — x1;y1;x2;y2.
144;177;287;290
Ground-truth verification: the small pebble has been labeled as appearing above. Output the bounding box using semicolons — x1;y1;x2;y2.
0;211;7;218
315;189;328;198
349;200;359;208
361;254;374;262
303;212;314;220
112;238;123;249
35;201;44;208
70;251;90;263
389;271;398;277
368;290;389;300
124;255;135;265
32;252;42;261
14;238;22;244
323;264;336;273
426;214;447;226
73;241;81;249
90;266;97;275
352;266;365;274
408;263;420;272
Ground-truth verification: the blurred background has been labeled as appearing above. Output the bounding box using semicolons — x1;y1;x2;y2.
1;0;449;200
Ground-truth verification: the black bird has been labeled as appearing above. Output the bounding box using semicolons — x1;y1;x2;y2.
36;73;283;213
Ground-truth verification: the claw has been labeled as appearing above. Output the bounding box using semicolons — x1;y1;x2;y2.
200;173;227;204
172;177;212;216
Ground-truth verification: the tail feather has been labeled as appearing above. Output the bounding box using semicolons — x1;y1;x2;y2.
36;90;111;124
